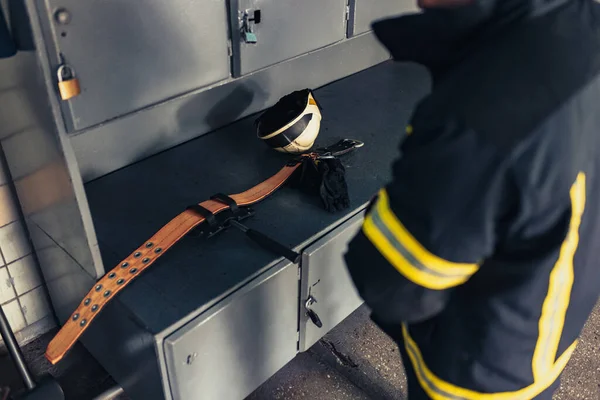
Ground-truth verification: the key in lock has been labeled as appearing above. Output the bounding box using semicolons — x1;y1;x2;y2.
57;64;81;100
305;295;323;328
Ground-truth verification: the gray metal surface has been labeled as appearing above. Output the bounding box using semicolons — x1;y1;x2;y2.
299;211;365;352
92;385;124;400
231;0;347;76
72;32;391;182
84;61;430;338
38;0;231;131
348;0;419;37
1;0;103;316
26;220;94;323
81;297;164;400
164;260;298;400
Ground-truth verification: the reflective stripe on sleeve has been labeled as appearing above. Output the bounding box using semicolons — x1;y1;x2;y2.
362;189;479;290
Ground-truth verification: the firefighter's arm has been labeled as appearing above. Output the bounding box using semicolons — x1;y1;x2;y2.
344;120;512;325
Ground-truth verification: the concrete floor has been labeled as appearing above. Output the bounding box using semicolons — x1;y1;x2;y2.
0;329;119;399
247;303;600;400
1;303;599;399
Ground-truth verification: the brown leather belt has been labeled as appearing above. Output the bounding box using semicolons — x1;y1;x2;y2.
45;139;363;364
45;159;304;364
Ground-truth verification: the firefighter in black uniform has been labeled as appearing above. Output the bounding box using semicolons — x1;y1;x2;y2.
344;0;600;398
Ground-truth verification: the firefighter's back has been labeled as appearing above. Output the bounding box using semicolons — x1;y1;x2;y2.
406;0;600;396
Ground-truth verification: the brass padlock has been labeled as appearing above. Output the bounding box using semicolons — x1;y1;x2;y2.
57;64;81;101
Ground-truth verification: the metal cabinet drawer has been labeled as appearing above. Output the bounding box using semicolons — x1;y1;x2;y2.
163;261;298;400
231;0;347;76
41;0;231;130
348;0;419;37
299;211;365;351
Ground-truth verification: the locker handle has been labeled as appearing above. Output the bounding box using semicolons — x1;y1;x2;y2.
249;10;261;24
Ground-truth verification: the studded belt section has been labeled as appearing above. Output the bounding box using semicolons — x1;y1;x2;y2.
45;161;304;365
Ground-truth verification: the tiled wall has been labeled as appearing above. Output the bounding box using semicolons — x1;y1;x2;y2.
0;147;55;345
0;0;56;345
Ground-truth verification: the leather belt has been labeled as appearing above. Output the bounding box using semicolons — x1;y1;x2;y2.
45;139;363;364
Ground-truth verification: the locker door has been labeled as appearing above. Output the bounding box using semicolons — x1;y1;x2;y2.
299;211;365;351
42;0;231;130
231;0;347;76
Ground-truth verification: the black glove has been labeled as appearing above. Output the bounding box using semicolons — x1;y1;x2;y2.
292;157;350;213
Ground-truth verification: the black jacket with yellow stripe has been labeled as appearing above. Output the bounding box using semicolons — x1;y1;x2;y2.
344;1;600;398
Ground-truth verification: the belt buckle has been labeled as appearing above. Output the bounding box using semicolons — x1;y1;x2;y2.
189;207;255;239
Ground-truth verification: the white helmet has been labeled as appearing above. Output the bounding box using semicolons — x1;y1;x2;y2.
256;89;322;154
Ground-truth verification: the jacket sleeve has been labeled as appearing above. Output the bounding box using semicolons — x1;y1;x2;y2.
344;118;514;325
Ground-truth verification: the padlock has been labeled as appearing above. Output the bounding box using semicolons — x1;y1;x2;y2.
57;64;81;101
243;31;258;44
241;9;260;44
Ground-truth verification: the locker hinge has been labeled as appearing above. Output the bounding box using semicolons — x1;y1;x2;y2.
227;39;233;57
297;265;301;280
345;5;350;21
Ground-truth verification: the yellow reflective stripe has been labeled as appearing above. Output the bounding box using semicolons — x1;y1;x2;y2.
406;125;414;135
376;189;479;276
363;217;469;290
402;324;577;400
362;189;479;289
533;172;586;380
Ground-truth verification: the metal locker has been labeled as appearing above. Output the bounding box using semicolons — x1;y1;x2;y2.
163;260;299;400
230;0;347;76
299;211;365;351
348;0;419;37
40;0;231;131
